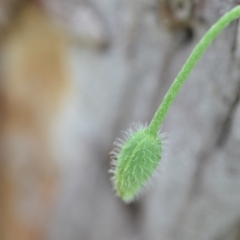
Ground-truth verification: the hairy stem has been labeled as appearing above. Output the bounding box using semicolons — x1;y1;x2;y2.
147;5;240;136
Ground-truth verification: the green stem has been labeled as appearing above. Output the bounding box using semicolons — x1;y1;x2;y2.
147;5;240;136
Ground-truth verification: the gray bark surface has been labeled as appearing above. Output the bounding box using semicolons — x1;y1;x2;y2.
44;0;240;239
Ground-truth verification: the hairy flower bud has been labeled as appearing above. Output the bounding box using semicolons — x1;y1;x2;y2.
110;5;240;202
110;124;162;203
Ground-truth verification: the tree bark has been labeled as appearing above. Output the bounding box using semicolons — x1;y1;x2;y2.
2;0;240;240
49;0;240;240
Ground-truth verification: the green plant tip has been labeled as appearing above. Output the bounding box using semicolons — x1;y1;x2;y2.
110;6;240;203
110;124;162;203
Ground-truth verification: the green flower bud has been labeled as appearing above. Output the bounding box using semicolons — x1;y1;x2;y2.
110;124;162;203
110;6;240;203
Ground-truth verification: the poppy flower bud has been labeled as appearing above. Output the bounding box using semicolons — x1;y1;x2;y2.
110;124;162;203
110;5;240;203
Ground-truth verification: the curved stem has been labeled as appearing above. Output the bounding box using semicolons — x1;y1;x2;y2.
147;5;240;136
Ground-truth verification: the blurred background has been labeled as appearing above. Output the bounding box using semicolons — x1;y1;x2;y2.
1;0;240;239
